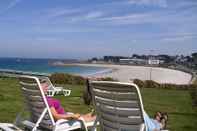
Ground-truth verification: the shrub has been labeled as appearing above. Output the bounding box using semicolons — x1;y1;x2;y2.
133;79;197;90
50;73;85;85
99;77;117;81
133;79;145;88
144;80;160;88
71;75;86;85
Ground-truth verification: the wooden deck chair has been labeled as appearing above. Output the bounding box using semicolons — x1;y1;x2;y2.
39;76;71;97
18;75;98;131
89;81;146;131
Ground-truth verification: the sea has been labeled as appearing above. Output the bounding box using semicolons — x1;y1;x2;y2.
0;57;108;76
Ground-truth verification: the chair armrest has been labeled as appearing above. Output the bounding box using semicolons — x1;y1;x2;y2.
47;90;55;97
0;123;22;131
62;89;71;96
54;86;63;90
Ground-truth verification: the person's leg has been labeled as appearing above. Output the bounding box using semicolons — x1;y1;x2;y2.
143;111;158;131
80;113;96;122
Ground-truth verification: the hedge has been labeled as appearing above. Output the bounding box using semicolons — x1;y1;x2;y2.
49;73;116;85
50;73;86;85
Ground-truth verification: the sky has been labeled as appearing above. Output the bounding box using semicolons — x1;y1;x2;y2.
0;0;197;59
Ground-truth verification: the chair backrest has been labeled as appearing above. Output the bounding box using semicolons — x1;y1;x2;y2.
90;81;145;131
38;76;55;91
18;75;55;129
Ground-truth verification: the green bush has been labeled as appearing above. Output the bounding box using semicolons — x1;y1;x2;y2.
133;79;145;88
99;77;117;81
50;73;85;85
133;79;197;90
50;73;117;85
144;80;160;88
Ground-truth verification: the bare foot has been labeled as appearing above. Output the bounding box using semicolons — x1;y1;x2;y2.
81;113;96;122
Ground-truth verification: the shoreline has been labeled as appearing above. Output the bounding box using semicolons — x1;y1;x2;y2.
68;63;192;85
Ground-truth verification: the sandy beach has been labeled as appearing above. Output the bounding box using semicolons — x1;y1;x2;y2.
75;63;192;85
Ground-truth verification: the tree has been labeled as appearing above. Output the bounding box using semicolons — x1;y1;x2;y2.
192;53;197;65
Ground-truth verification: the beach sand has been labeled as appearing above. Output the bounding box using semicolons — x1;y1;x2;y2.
75;63;192;85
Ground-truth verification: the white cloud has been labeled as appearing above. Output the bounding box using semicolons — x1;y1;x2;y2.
41;7;104;23
98;6;197;26
85;11;103;19
174;1;197;9
69;11;104;22
162;33;197;42
0;0;22;14
8;0;21;8
127;0;167;8
33;25;103;33
45;8;80;18
99;12;160;25
35;37;61;41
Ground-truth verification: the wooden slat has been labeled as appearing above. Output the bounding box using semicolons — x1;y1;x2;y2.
92;84;136;92
19;77;37;84
22;93;43;102
95;97;139;108
92;82;134;89
28;101;45;108
26;95;43;102
93;89;138;100
21;87;41;96
98;104;141;117
102;119;141;130
31;107;45;114
100;112;143;125
119;124;141;131
20;81;38;90
102;119;118;129
103;126;117;131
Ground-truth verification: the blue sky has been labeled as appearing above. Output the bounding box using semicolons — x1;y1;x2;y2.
0;0;197;59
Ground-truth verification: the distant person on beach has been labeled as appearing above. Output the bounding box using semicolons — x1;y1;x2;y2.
83;78;168;131
41;80;96;122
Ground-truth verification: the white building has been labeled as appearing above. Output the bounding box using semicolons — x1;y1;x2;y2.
120;58;147;64
148;59;163;65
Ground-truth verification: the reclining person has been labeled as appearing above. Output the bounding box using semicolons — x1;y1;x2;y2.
41;81;96;122
144;111;168;131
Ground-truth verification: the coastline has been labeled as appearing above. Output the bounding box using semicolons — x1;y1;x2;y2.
69;63;192;85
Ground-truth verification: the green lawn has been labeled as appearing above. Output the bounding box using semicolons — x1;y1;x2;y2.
193;78;197;85
0;77;197;131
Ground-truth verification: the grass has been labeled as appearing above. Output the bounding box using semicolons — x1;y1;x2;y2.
141;88;197;131
0;77;197;131
193;78;197;85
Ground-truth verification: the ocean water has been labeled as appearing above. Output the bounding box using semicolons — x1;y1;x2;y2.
0;58;107;76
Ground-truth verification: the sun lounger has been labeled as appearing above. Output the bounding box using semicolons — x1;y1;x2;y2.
89;81;146;131
18;75;98;131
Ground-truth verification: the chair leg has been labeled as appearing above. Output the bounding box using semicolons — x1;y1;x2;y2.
63;90;71;96
47;90;55;97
